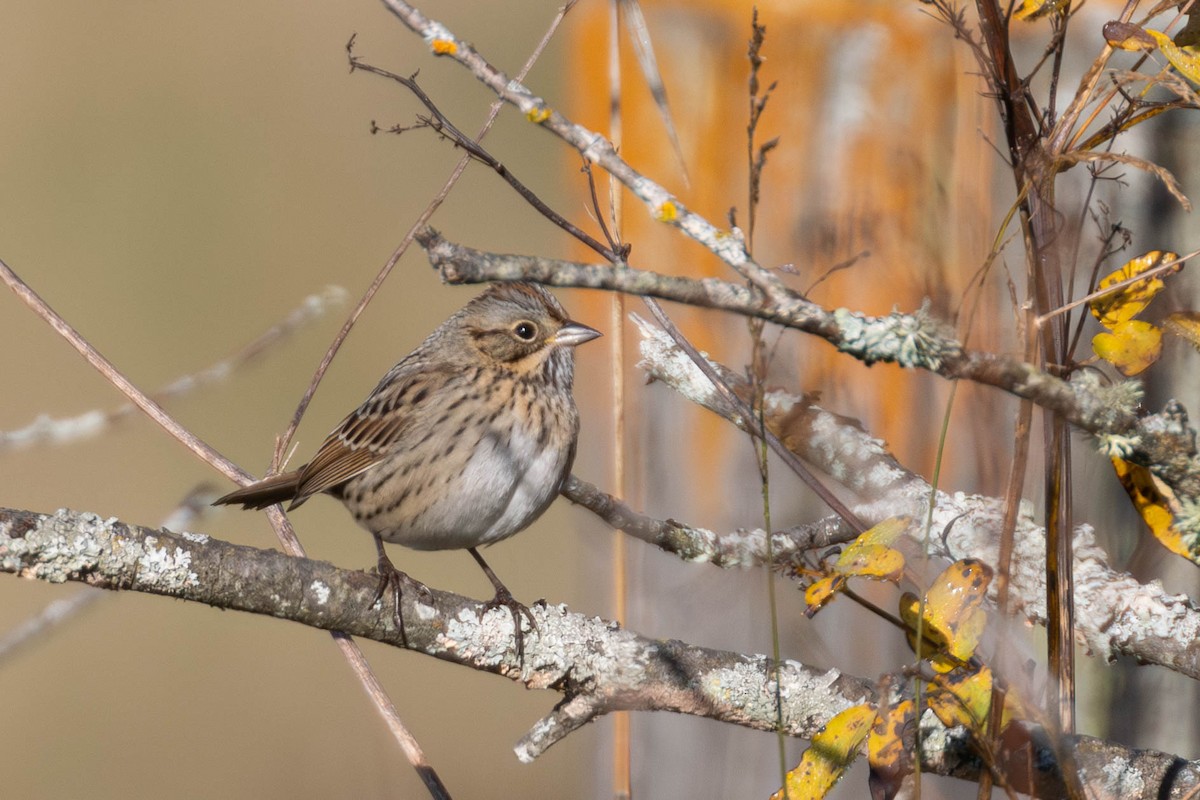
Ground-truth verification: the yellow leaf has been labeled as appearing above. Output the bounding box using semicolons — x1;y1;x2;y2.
1093;320;1163;376
927;666;992;731
837;543;905;579
868;700;915;795
833;516;908;580
1001;685;1036;730
772;704;874;800
1110;457;1199;562
805;517;909;615
1164;312;1200;351
1089;250;1180;328
1146;29;1200;86
804;576;845;614
1013;0;1067;21
899;560;992;667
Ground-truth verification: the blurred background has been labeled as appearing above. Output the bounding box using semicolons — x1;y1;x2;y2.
2;1;1198;798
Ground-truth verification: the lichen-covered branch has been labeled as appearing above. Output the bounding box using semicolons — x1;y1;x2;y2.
632;318;1200;681
379;2;786;297
0;506;871;755
417;229;1200;509
2;503;1195;796
561;474;854;570
415;217;1200;683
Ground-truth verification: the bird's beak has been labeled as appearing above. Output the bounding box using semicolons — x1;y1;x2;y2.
551;321;602;348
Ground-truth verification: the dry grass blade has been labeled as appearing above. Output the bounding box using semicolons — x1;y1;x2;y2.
1056;150;1192;211
618;0;690;186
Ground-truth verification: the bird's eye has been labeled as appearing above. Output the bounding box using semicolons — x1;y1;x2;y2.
513;321;538;341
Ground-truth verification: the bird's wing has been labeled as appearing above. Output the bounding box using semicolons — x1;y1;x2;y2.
291;364;452;504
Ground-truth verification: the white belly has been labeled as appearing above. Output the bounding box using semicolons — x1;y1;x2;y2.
376;423;567;551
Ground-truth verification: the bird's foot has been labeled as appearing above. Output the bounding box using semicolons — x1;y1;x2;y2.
370;550;429;647
481;586;539;664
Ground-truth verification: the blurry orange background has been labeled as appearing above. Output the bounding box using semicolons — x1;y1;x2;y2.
4;1;1198;798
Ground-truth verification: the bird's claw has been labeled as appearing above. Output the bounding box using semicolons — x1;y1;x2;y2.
482;587;538;664
370;555;428;646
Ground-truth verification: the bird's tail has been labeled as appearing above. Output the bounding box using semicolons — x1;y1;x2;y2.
213;471;304;510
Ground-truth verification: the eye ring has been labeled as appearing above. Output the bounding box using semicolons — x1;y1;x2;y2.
513;321;538;341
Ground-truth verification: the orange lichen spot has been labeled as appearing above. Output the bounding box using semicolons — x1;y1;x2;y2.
525;106;551;124
655;201;678;222
431;39;457;55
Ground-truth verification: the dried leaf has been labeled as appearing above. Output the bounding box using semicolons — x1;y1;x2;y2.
1178;9;1200;48
1103;20;1156;51
805;575;846;612
1146;29;1200;86
1001;684;1037;730
832;516;908;579
1014;0;1068;21
1058;152;1190;210
868;700;916;800
1164;311;1200;350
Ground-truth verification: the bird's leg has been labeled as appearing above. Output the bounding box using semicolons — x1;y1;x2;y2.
370;535;427;646
468;547;537;662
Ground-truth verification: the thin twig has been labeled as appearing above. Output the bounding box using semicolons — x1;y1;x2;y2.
276;7;576;471
378;0;788;299
353;62;625;264
0;255;452;799
600;9;632;790
0;287;346;453
0;258;246;483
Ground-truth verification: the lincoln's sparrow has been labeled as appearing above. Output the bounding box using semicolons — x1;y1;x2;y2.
215;282;600;645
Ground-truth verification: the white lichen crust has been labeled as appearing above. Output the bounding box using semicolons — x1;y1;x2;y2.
1;508;198;591
832;302;962;369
